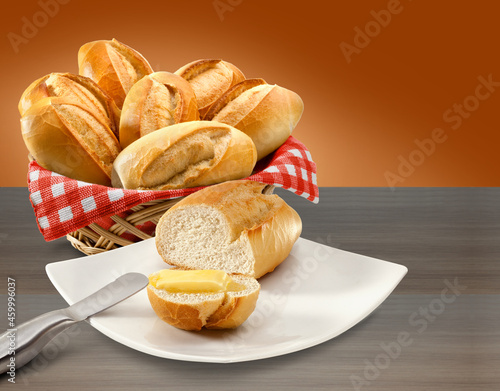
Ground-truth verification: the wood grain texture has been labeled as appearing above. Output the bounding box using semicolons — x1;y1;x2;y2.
0;294;497;390
1;187;498;294
0;188;498;389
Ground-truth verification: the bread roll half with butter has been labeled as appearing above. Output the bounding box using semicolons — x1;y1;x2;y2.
147;268;260;331
155;180;302;278
111;121;256;190
204;78;304;160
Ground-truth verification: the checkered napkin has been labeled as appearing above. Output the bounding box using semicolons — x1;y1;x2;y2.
27;136;318;242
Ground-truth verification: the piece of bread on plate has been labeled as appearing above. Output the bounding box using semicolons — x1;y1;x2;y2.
155;180;302;278
147;269;260;331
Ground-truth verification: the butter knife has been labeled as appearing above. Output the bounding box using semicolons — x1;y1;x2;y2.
0;272;149;374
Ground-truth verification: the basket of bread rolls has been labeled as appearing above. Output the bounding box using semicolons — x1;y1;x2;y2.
20;39;318;255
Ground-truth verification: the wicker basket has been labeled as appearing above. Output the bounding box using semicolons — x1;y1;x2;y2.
66;184;275;256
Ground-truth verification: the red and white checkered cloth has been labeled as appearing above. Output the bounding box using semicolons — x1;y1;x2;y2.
27;136;318;242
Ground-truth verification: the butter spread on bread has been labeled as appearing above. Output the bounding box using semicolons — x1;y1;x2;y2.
147;268;260;330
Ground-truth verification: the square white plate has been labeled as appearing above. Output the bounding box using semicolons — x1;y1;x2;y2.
46;237;407;363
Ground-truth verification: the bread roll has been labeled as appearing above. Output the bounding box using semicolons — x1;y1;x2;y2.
78;39;153;109
155;180;302;278
111;121;256;190
21;97;121;186
147;269;260;331
175;59;245;117
119;71;199;148
204;79;304;160
19;72;121;138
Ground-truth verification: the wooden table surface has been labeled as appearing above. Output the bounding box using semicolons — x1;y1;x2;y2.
0;187;498;390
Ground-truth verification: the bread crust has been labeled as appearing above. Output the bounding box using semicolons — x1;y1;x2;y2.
175;59;245;117
111;121;257;190
206;287;260;329
204;79;304;160
119;71;199;148
147;272;260;331
147;285;224;331
21;97;121;186
19;72;121;139
78;38;153;109
203;78;267;120
247;200;302;278
157;181;302;278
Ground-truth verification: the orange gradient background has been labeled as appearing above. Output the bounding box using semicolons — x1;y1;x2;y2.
1;0;499;187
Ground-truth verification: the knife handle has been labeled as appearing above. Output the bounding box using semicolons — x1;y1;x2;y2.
0;272;149;374
0;310;75;374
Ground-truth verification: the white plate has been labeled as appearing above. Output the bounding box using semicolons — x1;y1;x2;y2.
46;238;407;363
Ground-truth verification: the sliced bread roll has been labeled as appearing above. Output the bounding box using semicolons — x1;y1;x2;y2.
147;269;260;331
155;180;302;278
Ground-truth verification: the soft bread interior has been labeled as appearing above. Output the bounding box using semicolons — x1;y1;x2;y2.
156;205;255;275
156;182;284;276
147;271;260;330
149;284;225;306
156;181;290;277
149;271;259;301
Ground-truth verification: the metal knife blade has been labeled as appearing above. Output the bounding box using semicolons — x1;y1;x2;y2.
64;272;149;321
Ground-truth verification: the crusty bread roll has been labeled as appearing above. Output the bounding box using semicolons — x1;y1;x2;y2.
147;269;260;331
175;59;245;117
204;78;304;160
119;71;199;148
111;121;256;190
21;97;121;186
19;72;121;138
155;180;302;278
78;39;153;109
